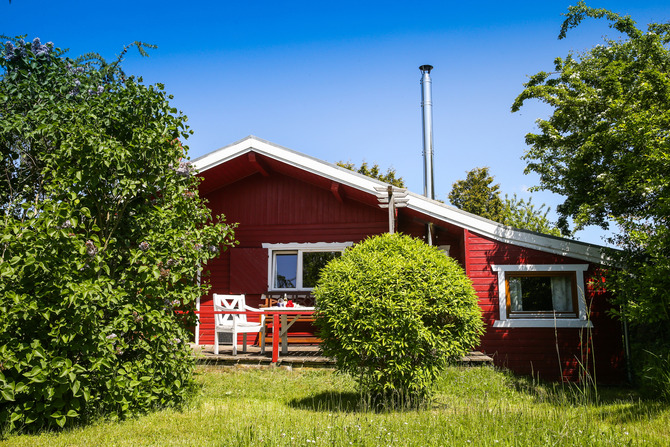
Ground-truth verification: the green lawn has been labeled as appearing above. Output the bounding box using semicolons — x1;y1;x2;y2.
2;365;668;446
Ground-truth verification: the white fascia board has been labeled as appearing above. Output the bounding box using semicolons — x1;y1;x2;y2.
192;136;388;193
404;192;610;265
191;136;252;171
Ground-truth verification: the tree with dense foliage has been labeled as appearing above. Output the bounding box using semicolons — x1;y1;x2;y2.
337;161;405;187
0;37;235;432
512;2;670;396
448;167;503;221
448;168;560;236
314;233;484;403
500;194;562;237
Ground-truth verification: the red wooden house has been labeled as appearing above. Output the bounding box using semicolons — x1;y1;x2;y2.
193;136;624;383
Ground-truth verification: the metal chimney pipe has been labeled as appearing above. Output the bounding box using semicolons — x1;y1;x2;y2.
420;65;435;246
420;65;435;201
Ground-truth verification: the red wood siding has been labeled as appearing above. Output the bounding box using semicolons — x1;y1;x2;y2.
396;214;465;266
465;230;624;383
207;173;387;236
198;171;388;344
230;248;268;294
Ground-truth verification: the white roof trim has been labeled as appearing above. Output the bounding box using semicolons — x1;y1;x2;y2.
193;136;611;265
193;135;390;192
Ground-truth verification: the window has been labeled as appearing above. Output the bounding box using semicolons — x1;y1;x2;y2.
492;264;592;328
262;242;353;291
507;272;577;317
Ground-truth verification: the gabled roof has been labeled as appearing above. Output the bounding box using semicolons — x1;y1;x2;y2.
193;136;610;264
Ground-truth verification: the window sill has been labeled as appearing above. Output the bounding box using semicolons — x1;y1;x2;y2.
493;319;593;328
268;289;313;292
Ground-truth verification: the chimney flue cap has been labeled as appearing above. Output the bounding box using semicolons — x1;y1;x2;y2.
419;65;433;73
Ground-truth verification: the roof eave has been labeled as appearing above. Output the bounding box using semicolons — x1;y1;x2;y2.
404;192;612;265
193;135;391;192
194;136;612;266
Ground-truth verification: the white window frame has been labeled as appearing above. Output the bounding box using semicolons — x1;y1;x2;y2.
262;242;353;291
491;264;592;328
437;245;451;257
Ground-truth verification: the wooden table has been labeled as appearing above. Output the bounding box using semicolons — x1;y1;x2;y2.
261;307;315;362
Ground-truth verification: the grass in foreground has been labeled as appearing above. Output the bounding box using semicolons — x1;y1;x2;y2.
2;365;669;446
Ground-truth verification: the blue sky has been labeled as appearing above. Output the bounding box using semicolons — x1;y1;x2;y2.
3;1;669;245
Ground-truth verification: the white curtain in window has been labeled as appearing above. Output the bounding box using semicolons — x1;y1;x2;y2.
509;278;523;311
551;277;572;312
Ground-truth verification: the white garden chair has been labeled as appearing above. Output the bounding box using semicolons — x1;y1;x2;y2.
213;294;265;355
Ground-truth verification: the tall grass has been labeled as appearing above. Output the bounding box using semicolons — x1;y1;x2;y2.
2;365;668;446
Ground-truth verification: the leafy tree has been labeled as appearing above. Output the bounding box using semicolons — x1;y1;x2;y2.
449;168;561;236
0;37;235;432
337;161;405;187
500;194;562;237
512;2;670;394
448;167;503;221
314;233;484;403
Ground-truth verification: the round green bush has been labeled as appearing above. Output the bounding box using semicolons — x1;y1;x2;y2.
314;233;484;400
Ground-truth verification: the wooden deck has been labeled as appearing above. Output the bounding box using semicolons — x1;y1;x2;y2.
192;344;493;369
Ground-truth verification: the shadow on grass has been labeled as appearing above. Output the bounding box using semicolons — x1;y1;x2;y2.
288;391;363;413
507;373;668;424
594;400;668;425
288;391;430;413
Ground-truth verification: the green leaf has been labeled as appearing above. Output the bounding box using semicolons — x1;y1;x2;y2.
1;386;15;402
72;380;80;396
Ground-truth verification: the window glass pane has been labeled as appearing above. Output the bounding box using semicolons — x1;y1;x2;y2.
513;276;554;312
302;251;341;288
551;276;572;312
509;275;575;314
274;253;297;288
509;277;524;311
